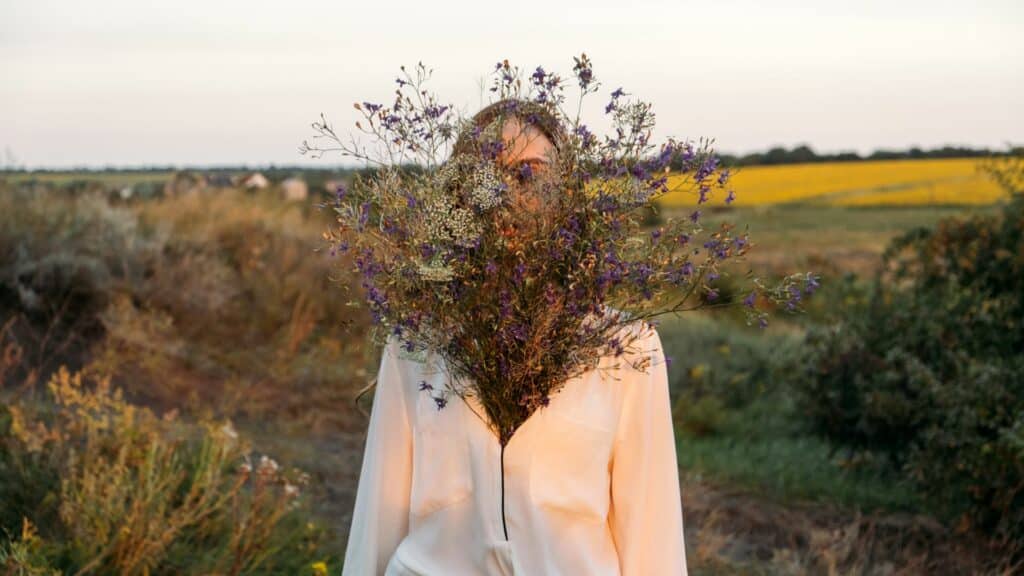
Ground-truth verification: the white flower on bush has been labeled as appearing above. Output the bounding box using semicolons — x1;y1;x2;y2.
258;455;280;476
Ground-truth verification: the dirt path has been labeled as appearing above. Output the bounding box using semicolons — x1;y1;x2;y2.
681;476;1015;575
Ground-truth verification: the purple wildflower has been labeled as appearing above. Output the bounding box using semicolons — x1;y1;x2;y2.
695;155;720;182
743;291;757;308
531;66;547;86
606;87;625;114
519;162;533;181
575;124;595;148
425;104;449;119
544;282;559;306
358;201;371;230
804;274;821;295
513;261;527;283
608;336;624;357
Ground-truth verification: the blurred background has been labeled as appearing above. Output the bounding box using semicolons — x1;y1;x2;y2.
1;1;1022;574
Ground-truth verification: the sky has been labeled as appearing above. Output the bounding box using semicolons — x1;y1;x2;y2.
1;0;1020;169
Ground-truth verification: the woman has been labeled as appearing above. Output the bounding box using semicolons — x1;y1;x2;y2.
341;98;688;576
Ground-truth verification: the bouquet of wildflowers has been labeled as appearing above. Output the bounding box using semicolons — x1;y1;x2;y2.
301;55;818;446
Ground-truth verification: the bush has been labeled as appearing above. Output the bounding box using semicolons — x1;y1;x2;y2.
639;199;665;227
0;188;155;384
789;152;1024;556
0;366;332;575
0;183;367;428
657;311;802;416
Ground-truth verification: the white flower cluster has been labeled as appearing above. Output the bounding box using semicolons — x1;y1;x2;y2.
258;454;280;475
416;262;456;282
434;155;469;190
422;191;482;249
436;155;505;212
467;163;505;211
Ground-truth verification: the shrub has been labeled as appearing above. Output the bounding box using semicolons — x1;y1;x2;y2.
790;151;1024;557
639;199;666;227
0;366;331;575
0;188;156;384
0;183;367;428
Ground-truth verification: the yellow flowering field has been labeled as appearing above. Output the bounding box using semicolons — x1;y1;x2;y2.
662;158;1007;207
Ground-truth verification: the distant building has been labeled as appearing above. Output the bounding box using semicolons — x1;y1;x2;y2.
281;177;308;202
236;172;270;190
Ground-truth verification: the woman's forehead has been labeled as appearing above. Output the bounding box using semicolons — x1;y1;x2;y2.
499;117;554;163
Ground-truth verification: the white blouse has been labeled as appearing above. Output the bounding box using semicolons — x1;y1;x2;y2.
341;321;688;575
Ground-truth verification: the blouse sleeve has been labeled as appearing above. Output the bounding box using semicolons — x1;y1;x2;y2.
608;324;688;575
341;335;414;576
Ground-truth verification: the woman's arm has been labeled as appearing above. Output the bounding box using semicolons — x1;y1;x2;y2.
608;325;688;575
341;335;414;576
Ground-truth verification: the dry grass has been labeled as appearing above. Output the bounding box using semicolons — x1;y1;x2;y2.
683;477;1020;575
3;182;1017;573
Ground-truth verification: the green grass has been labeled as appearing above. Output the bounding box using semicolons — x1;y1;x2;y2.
674;392;922;514
1;170;175;186
656;203;1004;279
657;312;924;515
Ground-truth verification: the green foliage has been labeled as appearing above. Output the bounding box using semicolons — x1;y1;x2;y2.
789;152;1024;554
657;313;920;512
660;312;797;411
639;199;665;227
673;388;727;438
674;388;922;513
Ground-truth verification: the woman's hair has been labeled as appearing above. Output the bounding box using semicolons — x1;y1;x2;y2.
450;98;568;160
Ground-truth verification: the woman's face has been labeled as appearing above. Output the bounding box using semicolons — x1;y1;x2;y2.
497;117;554;213
498;116;554;173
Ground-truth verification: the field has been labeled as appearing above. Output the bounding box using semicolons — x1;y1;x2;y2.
4;157;1012;209
663;157;1008;207
5;170;175;186
0;159;1018;574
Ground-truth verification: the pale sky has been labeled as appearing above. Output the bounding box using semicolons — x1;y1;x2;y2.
1;0;1020;169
